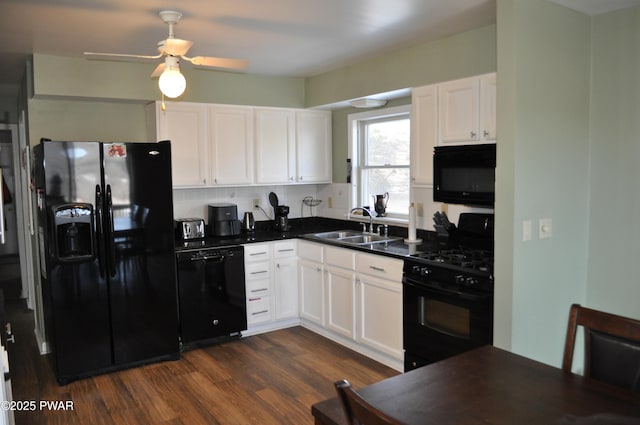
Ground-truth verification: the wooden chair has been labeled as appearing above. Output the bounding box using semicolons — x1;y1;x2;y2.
334;379;406;425
562;303;640;391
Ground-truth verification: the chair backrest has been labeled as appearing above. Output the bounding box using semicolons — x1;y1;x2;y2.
562;303;640;391
334;379;406;425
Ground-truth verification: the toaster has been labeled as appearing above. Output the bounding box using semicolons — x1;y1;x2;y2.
175;218;205;240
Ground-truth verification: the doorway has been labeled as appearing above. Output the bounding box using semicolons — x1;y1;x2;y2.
0;129;21;299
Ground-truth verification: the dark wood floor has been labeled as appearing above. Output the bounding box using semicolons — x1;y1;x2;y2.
7;300;399;425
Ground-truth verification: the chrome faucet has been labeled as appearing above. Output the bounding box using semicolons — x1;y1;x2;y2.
349;207;374;233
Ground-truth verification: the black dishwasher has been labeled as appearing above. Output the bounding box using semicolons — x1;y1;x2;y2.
176;246;247;347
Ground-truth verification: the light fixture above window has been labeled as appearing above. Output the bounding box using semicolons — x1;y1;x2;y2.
158;56;186;98
350;98;388;108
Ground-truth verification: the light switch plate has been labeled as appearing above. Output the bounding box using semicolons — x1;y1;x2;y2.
522;220;532;242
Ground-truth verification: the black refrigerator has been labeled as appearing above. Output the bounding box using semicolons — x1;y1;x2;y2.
34;140;179;384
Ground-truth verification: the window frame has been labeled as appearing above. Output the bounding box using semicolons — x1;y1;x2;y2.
348;104;411;221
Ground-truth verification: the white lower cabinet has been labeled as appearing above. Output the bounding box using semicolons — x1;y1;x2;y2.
357;273;403;359
355;252;404;361
273;241;298;320
244;240;298;331
325;246;356;340
298;258;325;326
297;241;404;371
244;243;273;326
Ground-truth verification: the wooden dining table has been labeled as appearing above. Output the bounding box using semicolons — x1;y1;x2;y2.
311;345;640;425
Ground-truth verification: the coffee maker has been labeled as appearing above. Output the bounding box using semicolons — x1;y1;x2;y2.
274;205;290;231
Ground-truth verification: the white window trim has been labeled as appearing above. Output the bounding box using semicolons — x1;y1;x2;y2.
348;104;411;222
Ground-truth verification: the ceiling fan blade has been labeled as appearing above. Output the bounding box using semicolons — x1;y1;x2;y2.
186;56;249;71
84;51;163;63
151;63;165;78
158;38;193;56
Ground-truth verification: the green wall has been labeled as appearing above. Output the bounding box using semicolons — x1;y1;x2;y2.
32;54;306;107
587;8;640;315
495;0;640;368
305;25;496;108
28;99;149;145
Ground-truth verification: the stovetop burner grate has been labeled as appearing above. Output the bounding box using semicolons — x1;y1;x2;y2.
412;248;493;273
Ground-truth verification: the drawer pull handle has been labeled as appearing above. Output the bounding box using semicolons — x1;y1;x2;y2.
250;288;268;293
369;266;385;272
278;248;295;253
250;252;268;256
250;270;268;275
252;310;268;316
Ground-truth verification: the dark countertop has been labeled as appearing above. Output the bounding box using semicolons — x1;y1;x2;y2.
174;216;444;261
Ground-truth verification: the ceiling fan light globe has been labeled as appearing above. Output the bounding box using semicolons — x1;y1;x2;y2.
158;69;186;98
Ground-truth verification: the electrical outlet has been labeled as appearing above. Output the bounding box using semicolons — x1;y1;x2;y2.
416;203;424;217
539;218;552;239
328;196;333;208
253;198;261;209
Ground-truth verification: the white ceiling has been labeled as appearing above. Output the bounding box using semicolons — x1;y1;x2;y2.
1;0;638;100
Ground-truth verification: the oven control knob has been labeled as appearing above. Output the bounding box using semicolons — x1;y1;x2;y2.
465;277;478;286
455;275;466;285
420;267;431;276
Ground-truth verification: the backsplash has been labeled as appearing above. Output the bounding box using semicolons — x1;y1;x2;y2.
172;185;321;223
173;183;493;229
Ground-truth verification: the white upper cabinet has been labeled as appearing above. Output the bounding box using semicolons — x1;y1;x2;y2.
254;108;296;184
147;102;208;187
208;105;254;185
480;73;497;141
410;84;437;186
148;102;331;187
438;73;496;145
295;110;332;183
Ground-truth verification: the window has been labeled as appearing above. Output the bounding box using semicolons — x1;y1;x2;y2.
349;105;411;219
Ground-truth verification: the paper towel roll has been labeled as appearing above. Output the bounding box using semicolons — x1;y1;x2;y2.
408;203;416;240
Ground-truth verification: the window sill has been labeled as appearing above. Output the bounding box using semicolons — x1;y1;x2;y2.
346;214;409;227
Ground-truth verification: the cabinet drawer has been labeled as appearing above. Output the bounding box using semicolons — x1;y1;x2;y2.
246;278;270;297
273;240;297;258
245;261;271;280
325;246;355;270
298;241;324;262
244;244;272;261
356;253;403;281
247;296;271;324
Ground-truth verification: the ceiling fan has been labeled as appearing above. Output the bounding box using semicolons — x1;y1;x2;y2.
84;10;249;98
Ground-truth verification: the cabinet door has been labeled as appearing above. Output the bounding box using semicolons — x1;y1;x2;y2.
357;274;403;359
295;110;332;183
208;105;254;185
411;84;437;186
152;102;208;187
298;259;325;325
480;73;497;141
438;77;480;145
326;266;356;340
274;258;298;320
255;108;296;184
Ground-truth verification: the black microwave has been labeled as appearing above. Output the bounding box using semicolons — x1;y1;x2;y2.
433;143;496;207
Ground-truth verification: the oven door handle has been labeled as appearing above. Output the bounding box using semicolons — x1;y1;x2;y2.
403;276;491;302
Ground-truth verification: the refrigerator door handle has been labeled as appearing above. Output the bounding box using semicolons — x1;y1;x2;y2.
106;184;117;277
95;185;106;277
0;167;5;245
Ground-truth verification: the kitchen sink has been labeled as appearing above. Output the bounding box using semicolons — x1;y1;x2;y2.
311;230;400;246
312;230;363;239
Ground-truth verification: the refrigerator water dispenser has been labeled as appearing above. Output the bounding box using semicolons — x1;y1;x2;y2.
52;204;94;261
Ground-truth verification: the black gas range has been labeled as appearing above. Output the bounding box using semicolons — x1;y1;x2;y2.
403;213;494;371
